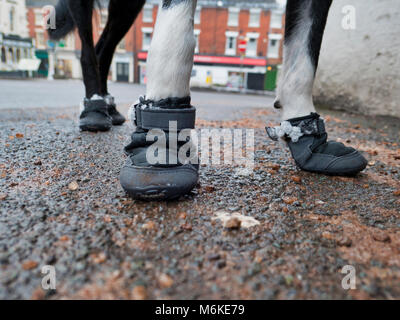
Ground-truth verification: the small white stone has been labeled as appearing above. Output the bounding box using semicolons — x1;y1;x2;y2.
212;211;260;229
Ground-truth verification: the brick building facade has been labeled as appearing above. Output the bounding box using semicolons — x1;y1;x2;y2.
136;0;285;90
25;0;285;90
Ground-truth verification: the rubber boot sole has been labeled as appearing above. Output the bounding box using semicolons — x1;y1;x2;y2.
80;122;112;132
123;185;194;201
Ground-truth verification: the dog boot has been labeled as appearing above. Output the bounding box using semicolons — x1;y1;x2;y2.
266;113;367;175
120;96;199;200
104;94;126;126
79;95;112;132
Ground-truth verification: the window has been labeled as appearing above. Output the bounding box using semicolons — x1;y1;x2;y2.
8;48;14;63
10;7;16;33
246;33;259;57
247;38;257;56
142;33;152;50
228;8;239;27
246;40;257;57
36;30;45;48
118;38;126;51
142;28;153;51
35;11;43;26
226;37;236;55
270;11;283;29
1;47;6;63
194;7;201;25
249;9;261;27
194;34;199;53
267;34;282;58
194;30;200;53
65;33;75;49
225;31;238;56
16;48;21;62
100;10;108;27
143;4;153;23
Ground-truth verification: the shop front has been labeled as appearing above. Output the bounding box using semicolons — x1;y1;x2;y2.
0;33;36;76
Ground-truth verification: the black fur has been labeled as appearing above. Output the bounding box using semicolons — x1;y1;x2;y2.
95;0;145;95
284;0;303;44
309;0;332;71
162;0;188;9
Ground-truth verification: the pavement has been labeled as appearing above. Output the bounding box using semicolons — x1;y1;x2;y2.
0;79;399;300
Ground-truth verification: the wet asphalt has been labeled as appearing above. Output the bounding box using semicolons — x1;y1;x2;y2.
0;81;399;299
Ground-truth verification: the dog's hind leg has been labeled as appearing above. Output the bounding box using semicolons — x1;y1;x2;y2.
67;0;112;131
95;0;145;125
275;0;332;120
96;0;145;96
68;0;100;99
267;0;367;176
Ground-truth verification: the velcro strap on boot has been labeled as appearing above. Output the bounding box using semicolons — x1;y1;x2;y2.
266;113;326;142
135;106;196;131
297;118;326;136
82;98;108;116
289;113;326;136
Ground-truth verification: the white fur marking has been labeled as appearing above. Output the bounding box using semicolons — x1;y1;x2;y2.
90;94;103;101
145;0;197;100
128;96;149;127
79;95;105;113
79;101;85;114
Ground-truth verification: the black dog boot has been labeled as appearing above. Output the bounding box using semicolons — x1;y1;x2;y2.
104;95;126;126
120;96;199;200
266;113;367;175
79;96;112;132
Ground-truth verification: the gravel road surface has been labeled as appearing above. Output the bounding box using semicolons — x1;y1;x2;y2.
0;80;399;299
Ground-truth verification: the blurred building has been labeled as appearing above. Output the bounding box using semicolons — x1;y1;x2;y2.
26;0;60;77
136;0;285;90
26;0;135;81
0;0;36;75
25;0;285;91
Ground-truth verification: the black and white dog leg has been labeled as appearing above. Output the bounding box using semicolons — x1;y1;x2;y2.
79;95;112;132
266;113;367;175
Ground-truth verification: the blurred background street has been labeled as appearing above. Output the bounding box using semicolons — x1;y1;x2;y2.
1;0;400;300
0;79;274;113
